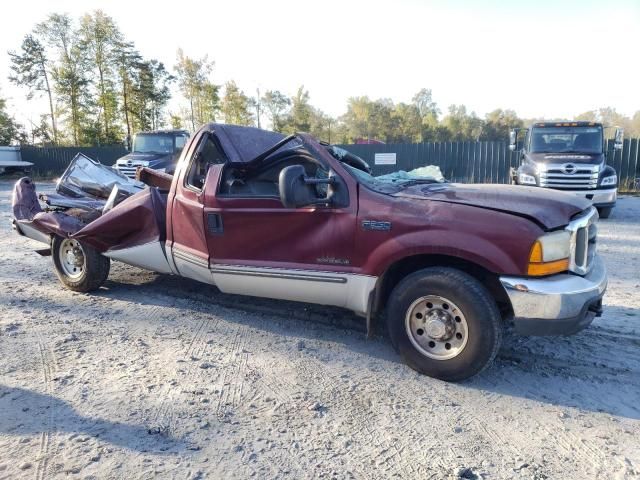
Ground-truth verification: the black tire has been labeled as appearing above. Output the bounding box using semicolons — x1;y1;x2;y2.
597;207;613;219
386;267;502;382
51;236;110;292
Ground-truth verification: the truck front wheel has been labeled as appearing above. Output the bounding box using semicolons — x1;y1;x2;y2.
386;267;502;381
51;236;110;292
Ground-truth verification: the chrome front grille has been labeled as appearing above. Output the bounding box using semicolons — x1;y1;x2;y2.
539;163;599;189
566;207;598;275
115;166;138;179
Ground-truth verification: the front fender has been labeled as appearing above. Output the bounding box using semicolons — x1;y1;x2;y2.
357;201;542;277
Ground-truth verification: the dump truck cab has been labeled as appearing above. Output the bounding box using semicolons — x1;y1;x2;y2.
114;129;190;179
510;122;623;218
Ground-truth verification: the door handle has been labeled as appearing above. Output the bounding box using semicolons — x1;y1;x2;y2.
207;213;224;234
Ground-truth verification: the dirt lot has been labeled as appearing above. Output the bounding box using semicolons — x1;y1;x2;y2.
0;181;639;480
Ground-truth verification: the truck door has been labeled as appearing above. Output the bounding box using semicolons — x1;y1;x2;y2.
201;152;370;313
168;131;227;283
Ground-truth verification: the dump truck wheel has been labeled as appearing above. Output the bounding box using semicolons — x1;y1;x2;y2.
51;236;110;292
386;267;502;382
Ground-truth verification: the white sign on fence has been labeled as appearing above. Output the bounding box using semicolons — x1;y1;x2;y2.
374;153;396;165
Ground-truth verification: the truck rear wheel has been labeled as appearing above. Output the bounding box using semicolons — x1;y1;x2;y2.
51;236;110;292
386;267;502;382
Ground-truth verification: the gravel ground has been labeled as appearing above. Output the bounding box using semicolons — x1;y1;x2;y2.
0;181;639;479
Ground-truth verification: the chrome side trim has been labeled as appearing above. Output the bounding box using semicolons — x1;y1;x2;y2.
210;266;347;284
172;248;212;284
173;248;209;268
211;264;377;315
104;241;172;274
167;251;378;315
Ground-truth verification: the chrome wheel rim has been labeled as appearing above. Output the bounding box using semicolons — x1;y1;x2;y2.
58;239;85;279
405;295;469;360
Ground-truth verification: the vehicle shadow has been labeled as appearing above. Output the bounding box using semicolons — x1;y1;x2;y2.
471;308;640;421
96;269;640;421
0;385;183;452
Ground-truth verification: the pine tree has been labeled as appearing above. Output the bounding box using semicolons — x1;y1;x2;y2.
221;81;253;126
78;10;123;144
36;13;91;145
9;34;58;144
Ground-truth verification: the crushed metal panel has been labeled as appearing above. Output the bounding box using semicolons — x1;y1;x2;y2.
213;124;296;163
12;177;42;220
57;153;144;199
72;187;167;252
103;241;172;274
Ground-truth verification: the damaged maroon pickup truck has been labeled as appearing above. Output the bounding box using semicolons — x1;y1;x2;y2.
12;124;607;381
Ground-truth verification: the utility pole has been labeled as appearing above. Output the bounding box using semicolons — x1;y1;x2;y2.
255;88;261;129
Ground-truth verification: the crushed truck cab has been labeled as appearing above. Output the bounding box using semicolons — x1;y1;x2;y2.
12;124;608;381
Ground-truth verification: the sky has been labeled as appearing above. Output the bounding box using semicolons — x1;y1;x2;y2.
1;0;639;129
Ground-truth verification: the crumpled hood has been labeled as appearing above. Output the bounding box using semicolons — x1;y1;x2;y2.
395;183;590;230
116;152;172;166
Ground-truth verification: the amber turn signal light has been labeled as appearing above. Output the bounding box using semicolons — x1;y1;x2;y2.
527;240;570;276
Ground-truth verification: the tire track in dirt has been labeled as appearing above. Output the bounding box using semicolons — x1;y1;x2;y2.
479;369;628;478
146;313;253;437
212;330;498;478
147;315;215;436
584;328;640;347
213;324;249;421
500;350;639;387
34;331;58;480
300;359;438;478
289;348;536;478
149;284;551;475
289;354;430;478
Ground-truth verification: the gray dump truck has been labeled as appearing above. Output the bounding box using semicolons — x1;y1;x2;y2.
509;122;623;218
114;129;190;179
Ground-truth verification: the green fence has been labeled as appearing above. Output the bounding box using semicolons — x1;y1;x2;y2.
20;146;127;176
339;138;640;191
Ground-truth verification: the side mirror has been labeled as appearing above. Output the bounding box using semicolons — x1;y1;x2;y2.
279;165;335;208
614;128;624;150
124;135;132;152
509;130;517;151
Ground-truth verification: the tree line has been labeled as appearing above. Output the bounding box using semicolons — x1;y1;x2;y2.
2;10;640;146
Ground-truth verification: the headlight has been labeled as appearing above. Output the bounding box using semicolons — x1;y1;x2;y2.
518;173;537;186
527;231;571;276
600;174;617;187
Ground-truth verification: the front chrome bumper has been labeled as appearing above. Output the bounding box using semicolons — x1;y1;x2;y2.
500;255;607;335
560;188;617;207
